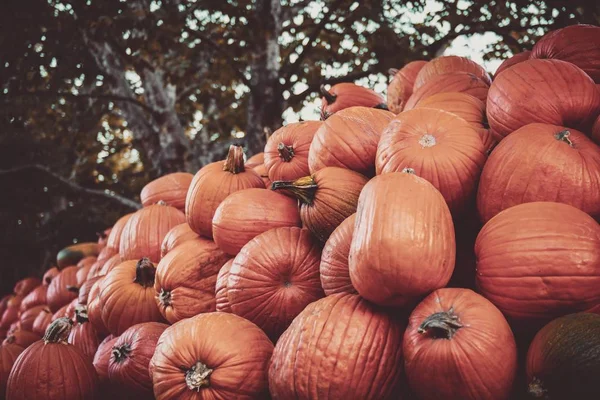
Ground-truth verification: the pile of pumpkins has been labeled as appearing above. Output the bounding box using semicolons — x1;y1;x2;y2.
1;23;600;400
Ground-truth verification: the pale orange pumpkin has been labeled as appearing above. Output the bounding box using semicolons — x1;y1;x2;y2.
320;214;357;296
413;55;491;90
140;172;193;211
404;72;490;110
387;61;428;113
160;223;201;258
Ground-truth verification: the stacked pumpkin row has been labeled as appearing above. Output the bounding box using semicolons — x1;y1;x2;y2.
1;22;600;400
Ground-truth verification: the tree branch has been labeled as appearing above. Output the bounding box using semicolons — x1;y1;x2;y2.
0;164;142;210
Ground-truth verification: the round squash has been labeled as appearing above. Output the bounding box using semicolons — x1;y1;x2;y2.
3;328;40;348
387;60;428;113
413;55;491;90
264;121;321;181
487;59;600;140
76;256;96;270
212;188;301;255
308;107;394;176
149;312;274;400
413;92;486;128
160;223;201;258
215;259;233;313
19;285;47;312
320;213;357;296
98;253;123;276
42;267;59;286
592;114;600;145
32;307;52;337
97;227;111;250
477;124;600;223
93;334;117;384
140;172;193;211
105;213;133;254
495;50;531;76
13;277;41;297
0;343;24;399
46;265;79;312
155;239;230;323
228;227;323;340
404;72;490;110
18;304;45;332
245;152;264;167
51;303;69;322
56;243;99;269
0;296;11;318
186;144;265;239
475;202;600;325
67;306;100;361
349;172;455;307
320;82;386;119
376;108;486;215
78;275;102;305
87;278;109;337
269;293;405;399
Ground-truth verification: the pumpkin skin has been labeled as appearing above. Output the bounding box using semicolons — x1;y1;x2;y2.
413;55;492;90
51;304;69;322
19;285;47;312
67;307;100;361
592;114;600;145
495;50;531;76
272;167;368;243
320;213;357;296
531;24;600;83
98;253;123;276
149;312;274;400
108;322;168;399
404;72;490;110
160;223;201;258
269;294;405;399
3;328;40;348
119;203;185;263
228;227;324;341
414;92;486;128
376;108;486;215
487;59;600;140
93;334;117;384
140;172;193;211
32;307;52;336
387;60;428;113
215;259;233;313
46;265;79;312
0;296;10;319
320;82;386;119
6;318;99;400
212;188;302;255
477;124;600;223
105;213;133;254
76;256;96;269
245;152;264;167
0;344;24;400
186;145;265;239
264;121;322;182
42;267;59;286
526;313;600;400
349;172;456;307
403;288;517;400
86;278;109;337
308;107;394;176
18;305;46;332
155;239;230;323
77;275;101;305
13;278;41;297
99;259;165;335
97;227;111;249
475;202;600;325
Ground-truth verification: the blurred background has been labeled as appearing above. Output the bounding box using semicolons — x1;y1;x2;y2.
1;0;598;293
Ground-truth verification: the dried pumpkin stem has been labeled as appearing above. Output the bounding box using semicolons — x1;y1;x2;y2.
388;68;399;77
111;343;132;363
222;145;246;174
278;143;295;162
43;317;73;344
418;307;463;339
319;84;337;103
271;176;318;205
528;377;548;398
74;305;89;324
66;285;80;294
158;289;172;307
134;258;156;288
185;361;213;391
373;103;389;111
554;130;573;147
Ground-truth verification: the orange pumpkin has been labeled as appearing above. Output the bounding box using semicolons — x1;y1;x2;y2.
212;188;301;255
3;327;40;348
404;72;489;110
67;306;100;360
87;279;109;338
98;253;123;276
376;108;486;215
308;107;394;176
495;50;531;76
592;114;600;145
141;172;193;211
320;214;357;296
215;259;234;313
245;152;264;167
32;307;52;336
246;152;271;188
93;334;117;385
78;276;102;305
0;343;24;399
160;223;200;258
19;285;47;312
42;267;59;286
186;145;264;239
18;304;46;332
349;172;455;307
413;92;485;128
13;277;41;297
76;256;96;269
47;265;79;312
320;82;386;119
155;239;230;323
387;61;428;113
106;213;134;254
413;55;491;90
51;303;69;322
97;227;111;249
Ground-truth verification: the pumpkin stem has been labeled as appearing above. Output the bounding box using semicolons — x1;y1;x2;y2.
43;317;73;344
74;305;89;324
388;68;399;77
4;335;15;344
319;84;337;103
402;167;416;175
66;285;80;294
271;176;318;205
134;258;156;288
185;361;213;391
417;307;463;339
528;377;548;398
419;134;437;148
373;103;389;111
158;289;172;307
554;130;573;147
278;143;295;162
223;145;246;174
156;200;168;206
111;343;132;363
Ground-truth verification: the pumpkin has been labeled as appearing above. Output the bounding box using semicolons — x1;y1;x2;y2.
13;277;41;297
78;276;102;305
253;162;271;188
0;344;24;400
67;306;100;361
269;293;404;399
51;304;69;322
18;305;45;331
475;202;600;325
105;213;133;254
487;59;600;140
531;24;600;83
108;322;168;398
64;298;78;322
495;50;531;76
246;153;271;188
186;144;264;239
149;312;274;400
76;256;96;269
320;213;357;296
42;267;59;286
592;114;600;145
349;172;455;307
75;264;90;286
376;108;486;215
19;285;47;312
413;92;486;128
155;239;230;323
140;172;193;210
6;318;98;400
272;167;368;242
56;243;99;269
97;227;111;249
215;259;233;313
413;56;492;90
264;121;321;181
5;297;22;310
228;227;323;340
98;253;123;276
87;278;109;337
319;82;386;119
32;307;52;336
3;327;40;348
308;107;394;176
387;60;428;113
46;265;79;312
160;223;201;258
477;124;600;223
403;288;517;400
93;334;117;384
404;72;490;110
119;202;185;263
0;296;10;320
99;258;165;335
245;152;264;167
86;261;103;281
212;188;301;255
526;313;600;400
